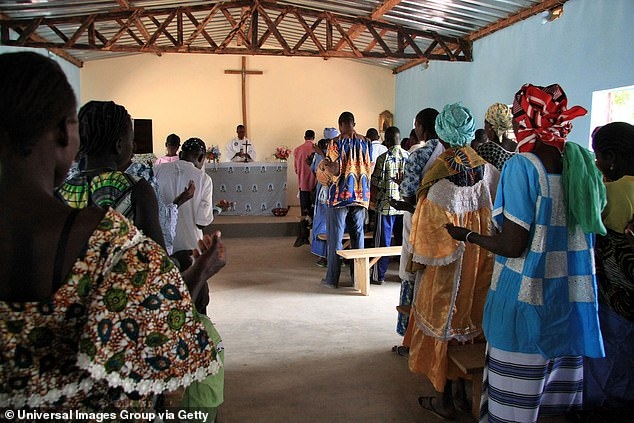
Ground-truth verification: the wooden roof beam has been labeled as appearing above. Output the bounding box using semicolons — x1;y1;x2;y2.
333;0;402;51
183;6;220;49
250;7;258;49
257;5;291;54
328;13;362;58
1;3;468;64
393;0;560;73
132;12;161;56
115;18;145;46
47;24;69;43
16;17;42;45
105;9;143;49
291;11;325;54
146;11;178;47
115;0;130;9
365;23;391;55
256;7;287;49
220;5;253;49
364;28;388;53
467;0;568;41
64;14;96;48
399;30;425;57
0;12;83;67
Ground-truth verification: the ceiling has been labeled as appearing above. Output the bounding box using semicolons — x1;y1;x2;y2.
0;0;566;73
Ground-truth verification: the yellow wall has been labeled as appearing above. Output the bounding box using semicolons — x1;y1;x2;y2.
81;53;395;205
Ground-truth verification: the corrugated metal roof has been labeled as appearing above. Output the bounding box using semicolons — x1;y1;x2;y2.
0;0;553;70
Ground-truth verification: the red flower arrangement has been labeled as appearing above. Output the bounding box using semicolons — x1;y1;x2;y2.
274;146;292;160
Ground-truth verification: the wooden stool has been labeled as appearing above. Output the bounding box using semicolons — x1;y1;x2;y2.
447;342;486;420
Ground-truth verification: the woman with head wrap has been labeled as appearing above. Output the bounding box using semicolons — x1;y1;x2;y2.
446;84;606;422
581;122;634;418
476;102;517;170
408;103;500;420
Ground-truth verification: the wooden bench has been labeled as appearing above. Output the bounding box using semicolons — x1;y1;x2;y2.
447;342;486;420
317;232;373;249
336;246;401;295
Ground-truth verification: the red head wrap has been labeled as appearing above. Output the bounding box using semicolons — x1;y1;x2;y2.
512;83;587;153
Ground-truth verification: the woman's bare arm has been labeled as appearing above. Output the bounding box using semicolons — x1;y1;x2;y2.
445;217;530;258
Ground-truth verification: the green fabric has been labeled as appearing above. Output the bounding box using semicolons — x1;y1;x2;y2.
434;102;476;148
563;142;607;235
180;312;224;422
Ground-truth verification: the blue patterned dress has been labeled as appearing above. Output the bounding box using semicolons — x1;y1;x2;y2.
481;153;604;422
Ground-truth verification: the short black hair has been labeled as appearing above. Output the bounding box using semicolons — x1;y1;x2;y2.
304;130;315;139
166;133;180;146
317;138;328;150
78;101;131;156
415;108;439;139
0;52;76;157
338;111;355;125
474;128;487;142
365;128;379;140
384;126;400;147
237;124;245;131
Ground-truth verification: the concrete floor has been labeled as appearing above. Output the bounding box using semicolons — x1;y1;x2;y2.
206;236;478;423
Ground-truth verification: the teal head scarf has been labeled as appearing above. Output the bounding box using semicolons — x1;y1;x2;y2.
435;103;476;147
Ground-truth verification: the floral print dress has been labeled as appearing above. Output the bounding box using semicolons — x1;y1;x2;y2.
0;209;220;411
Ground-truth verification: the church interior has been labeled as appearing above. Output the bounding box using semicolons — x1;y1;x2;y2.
1;0;633;421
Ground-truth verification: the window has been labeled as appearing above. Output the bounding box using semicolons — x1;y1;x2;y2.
590;85;634;143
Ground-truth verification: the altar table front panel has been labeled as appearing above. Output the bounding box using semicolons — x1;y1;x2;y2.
205;162;288;216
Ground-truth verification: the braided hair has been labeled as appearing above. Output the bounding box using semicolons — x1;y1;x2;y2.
592;122;634;157
78;100;131;156
0;52;76;157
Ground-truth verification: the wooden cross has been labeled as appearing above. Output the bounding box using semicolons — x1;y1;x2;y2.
224;56;263;136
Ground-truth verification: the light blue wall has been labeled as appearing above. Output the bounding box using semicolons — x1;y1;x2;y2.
0;45;81;105
395;0;634;148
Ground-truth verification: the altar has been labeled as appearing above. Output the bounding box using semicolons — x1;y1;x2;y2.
205;161;288;216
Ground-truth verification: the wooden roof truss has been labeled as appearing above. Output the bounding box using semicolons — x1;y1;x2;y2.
0;0;471;69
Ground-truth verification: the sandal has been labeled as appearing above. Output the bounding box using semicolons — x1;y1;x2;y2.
391;345;409;357
418;396;456;421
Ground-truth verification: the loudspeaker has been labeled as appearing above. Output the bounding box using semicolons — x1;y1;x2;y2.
133;119;153;153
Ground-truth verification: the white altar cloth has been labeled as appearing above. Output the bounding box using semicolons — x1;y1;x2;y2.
205;161;288;216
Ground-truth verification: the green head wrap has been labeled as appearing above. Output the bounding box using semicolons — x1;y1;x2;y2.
435;102;476;147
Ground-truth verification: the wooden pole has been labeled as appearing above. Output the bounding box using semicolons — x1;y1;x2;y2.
224;56;263;137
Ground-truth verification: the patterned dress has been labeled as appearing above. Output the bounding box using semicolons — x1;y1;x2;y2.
584;175;634;409
476;141;515;171
408;147;498;392
57;171;140;219
397;139;445;335
0;209;220;411
481;153;604;422
310;154;328;258
126;160;177;255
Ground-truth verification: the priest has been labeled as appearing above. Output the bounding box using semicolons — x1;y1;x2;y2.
226;124;257;162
